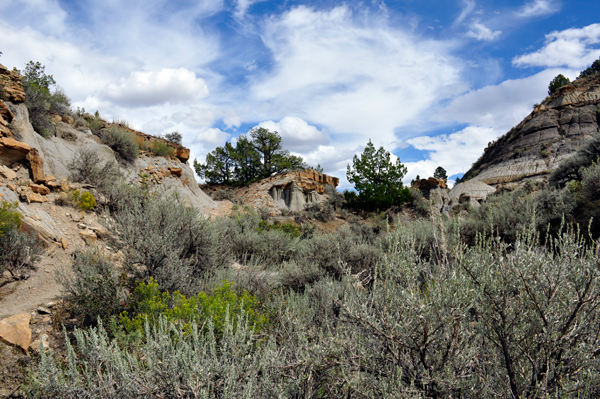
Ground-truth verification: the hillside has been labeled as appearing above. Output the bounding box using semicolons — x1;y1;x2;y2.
462;73;600;185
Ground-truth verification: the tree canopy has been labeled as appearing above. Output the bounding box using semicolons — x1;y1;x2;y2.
346;141;411;210
548;74;571;95
194;128;308;185
433;166;448;180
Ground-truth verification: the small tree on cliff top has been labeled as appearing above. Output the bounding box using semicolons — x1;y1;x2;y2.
346;141;411;210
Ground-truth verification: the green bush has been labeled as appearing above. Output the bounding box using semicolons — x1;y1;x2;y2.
120;278;267;337
256;219;301;238
0;201;42;278
548;73;571;95
113;195;225;295
55;247;127;325
142;140;175;157
21;61;71;138
101;126;139;162
67;148;122;189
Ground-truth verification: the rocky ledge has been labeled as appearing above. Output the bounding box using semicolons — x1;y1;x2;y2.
463;74;600;185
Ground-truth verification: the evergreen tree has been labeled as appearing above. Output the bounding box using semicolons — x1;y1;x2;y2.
548;74;571;95
433;166;448;180
346;141;411;210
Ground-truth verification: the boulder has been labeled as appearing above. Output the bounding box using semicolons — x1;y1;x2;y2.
0;313;31;353
0;165;17;179
30;334;50;354
0;137;30;166
168;166;182;177
80;230;97;245
26;148;45;183
27;192;47;203
29;183;50;195
448;181;496;204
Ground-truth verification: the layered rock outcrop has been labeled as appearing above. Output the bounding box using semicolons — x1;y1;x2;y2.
203;170;340;215
463;75;600;185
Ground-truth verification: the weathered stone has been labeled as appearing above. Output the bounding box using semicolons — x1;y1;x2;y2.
60;237;68;249
0;137;30;166
168;166;183;177
26;147;45;183
0;63;26;103
80;230;97;245
29;183;50;195
37;307;51;315
0;165;17;179
0;313;31;353
30;334;50;354
176;147;190;162
28;192;47;203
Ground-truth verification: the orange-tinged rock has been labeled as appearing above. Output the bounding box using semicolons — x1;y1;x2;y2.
28;192;47;203
169;167;183;177
0;63;26;103
0;137;30;153
25;148;45;183
80;230;97;245
29;183;50;195
0;313;32;354
176;147;190;162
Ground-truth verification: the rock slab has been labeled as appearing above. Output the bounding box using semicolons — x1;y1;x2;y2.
0;313;32;353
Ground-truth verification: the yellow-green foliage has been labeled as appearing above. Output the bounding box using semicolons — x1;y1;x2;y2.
0;201;22;236
120;278;268;336
70;190;97;211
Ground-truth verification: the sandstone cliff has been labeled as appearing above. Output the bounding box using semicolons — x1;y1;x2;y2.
462;74;600;185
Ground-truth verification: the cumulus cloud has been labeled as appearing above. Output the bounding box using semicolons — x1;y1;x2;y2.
302;145;356;181
256;116;330;152
513;24;600;69
516;0;560;18
98;69;209;108
467;22;501;41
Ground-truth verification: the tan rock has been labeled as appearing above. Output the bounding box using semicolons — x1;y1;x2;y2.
25;148;45;183
0;165;16;179
169;167;183;177
0;137;31;165
30;335;50;354
28;192;47;203
60;237;68;249
45;180;60;189
0;63;26;102
50;114;62;123
80;230;97;245
44;175;57;182
29;183;50;195
0;313;32;353
63;115;75;125
176;147;190;162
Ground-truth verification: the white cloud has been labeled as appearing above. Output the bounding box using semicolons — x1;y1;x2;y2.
454;0;475;26
256;116;330;152
440;69;567;131
516;0;560;18
98;69;209;108
405;126;497;183
0;0;68;37
466;22;501;41
253;5;464;145
513;24;600;69
302;145;356;182
234;0;266;19
172;107;216;129
141;119;174;135
193;128;230;145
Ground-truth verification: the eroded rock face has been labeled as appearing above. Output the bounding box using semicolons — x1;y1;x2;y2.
0;63;26;103
412;177;449;205
464;75;600;185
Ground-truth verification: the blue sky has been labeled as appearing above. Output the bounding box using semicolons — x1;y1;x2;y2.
1;0;599;188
